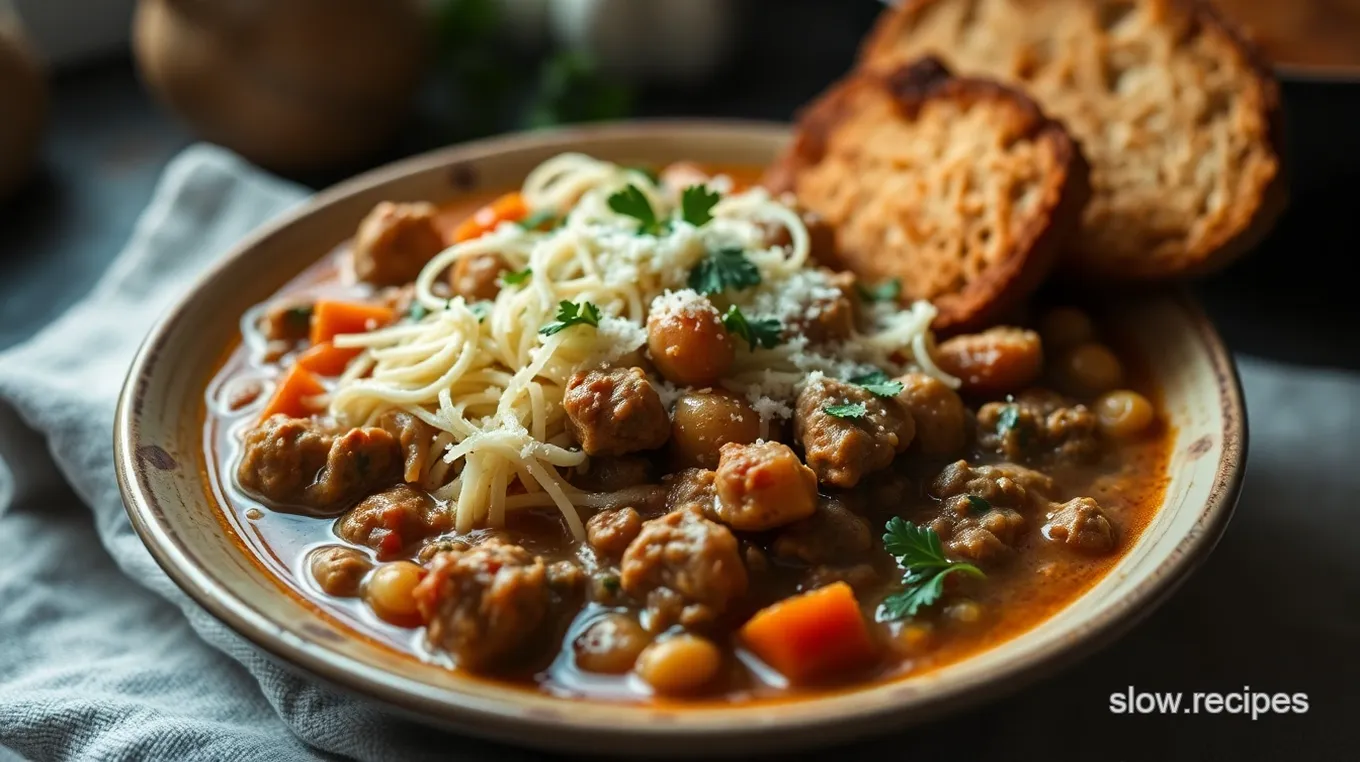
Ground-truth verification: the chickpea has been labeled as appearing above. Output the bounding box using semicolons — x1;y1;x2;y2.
1038;307;1094;351
670;390;761;469
635;634;723;695
1059;342;1125;396
944;599;984;626
1095;390;1155;439
574;614;652;674
646;296;735;387
309;545;373;598
887;621;935;657
934;327;1043;396
364;561;425;624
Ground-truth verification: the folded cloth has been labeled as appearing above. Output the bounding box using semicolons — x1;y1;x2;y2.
0;145;538;762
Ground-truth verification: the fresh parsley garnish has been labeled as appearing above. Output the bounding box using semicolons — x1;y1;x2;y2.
850;370;904;397
688;248;761;295
517;209;559;232
540;300;601;336
879;517;985;620
721;305;781;350
857;278;902;303
680;184;721;227
823;402;868;419
996;404;1020;433
607;184;667;235
406;302;429;321
964;495;992;514
501;267;532;286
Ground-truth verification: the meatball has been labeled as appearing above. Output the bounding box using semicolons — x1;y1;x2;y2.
352;201;447;286
449;252;509;302
336;484;451;560
976;389;1101;465
378;409;434;484
931;460;1055;511
308;545;372;597
646;291;735;387
620;508;748;632
713;441;817;531
790;270;857;345
928;494;1026;564
934;327;1043;396
1043;497;1116;554
895;372;967;456
586;507;643;558
413;540;550;669
664;467;717;517
563;367;670;457
237;415;401;512
772;497;872;565
794;377;914;488
670;390;761;469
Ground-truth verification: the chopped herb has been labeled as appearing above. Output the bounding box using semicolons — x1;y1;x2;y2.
996;404;1020;433
680;184;721;227
626;165;661;186
517;209;559;232
501;267;532;286
879;517;985;620
607;184;667;235
856;278;902;303
688;248;762;295
823;402;868;419
540;300;601;336
964;495;992;514
721;305;782;350
600;575;621;593
406;302;429;321
850;370;905;398
283;305;313;331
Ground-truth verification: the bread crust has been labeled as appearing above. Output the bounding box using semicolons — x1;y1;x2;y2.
859;0;1286;281
766;57;1090;333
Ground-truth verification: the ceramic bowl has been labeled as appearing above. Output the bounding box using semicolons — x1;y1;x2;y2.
114;121;1246;757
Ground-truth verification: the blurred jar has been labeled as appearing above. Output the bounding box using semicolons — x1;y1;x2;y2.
0;3;47;199
132;0;430;173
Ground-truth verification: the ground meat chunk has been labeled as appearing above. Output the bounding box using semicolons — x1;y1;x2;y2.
795;378;915;487
713;441;817;531
308;545;372;597
564;367;670;457
547;560;587;594
449;252;509;302
378;410;434;484
259;301;313;343
664;468;716;517
928;494;1027;564
976;389;1101;465
335;484;450;560
802;563;881;594
237;415;401;512
413;540;550;669
587;507;642;558
931;459;1055;512
353;201;447;286
895;372;967;456
791;269;858;344
772;497;872;565
1043;497;1117;554
620;508;748;632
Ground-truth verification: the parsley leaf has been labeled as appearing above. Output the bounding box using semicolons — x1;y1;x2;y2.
856;278;902;303
501;267;532;286
540;300;602;336
607;184;666;235
824;402;868;419
688;248;762;295
721;305;782;350
405;302;429;321
996;404;1021;433
680;185;721;227
879;517;985;620
517;209;559;232
964;495;992;514
850;370;905;397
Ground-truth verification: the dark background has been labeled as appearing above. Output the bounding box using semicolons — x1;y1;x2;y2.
0;1;1353;759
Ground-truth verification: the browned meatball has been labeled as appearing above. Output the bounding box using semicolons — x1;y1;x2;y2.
664;467;717;517
772;497;872;565
976;389;1101;465
449;252;509;302
791;269;857;345
794;378;914;488
413;539;549;669
620;508;748;632
308;545;372;597
646;292;735;387
713;441;817;531
352;201;447;286
934;327;1043;396
237;415;401;512
336;484;451;560
931;460;1055;511
1043;497;1116;554
378;409;434;484
670;390;761;469
928;494;1026;564
895;372;967;456
587;507;642;558
564;367;670;457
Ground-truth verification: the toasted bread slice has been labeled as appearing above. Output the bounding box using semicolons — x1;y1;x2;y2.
860;0;1286;280
766;57;1089;333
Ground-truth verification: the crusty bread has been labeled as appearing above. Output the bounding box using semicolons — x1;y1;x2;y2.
766;57;1090;333
860;0;1286;280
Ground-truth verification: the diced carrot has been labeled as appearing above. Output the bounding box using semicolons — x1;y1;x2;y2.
258;364;327;422
295;341;360;377
309;300;395;346
452;192;528;243
739;581;877;684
